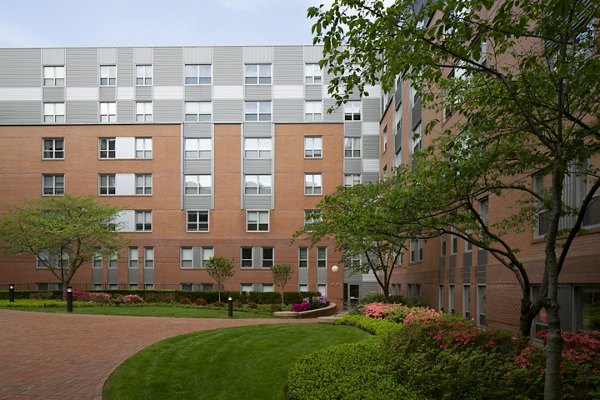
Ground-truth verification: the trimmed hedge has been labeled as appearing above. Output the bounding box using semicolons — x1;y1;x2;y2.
0;290;62;300
334;313;399;336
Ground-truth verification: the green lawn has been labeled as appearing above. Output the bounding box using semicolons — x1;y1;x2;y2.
103;324;369;400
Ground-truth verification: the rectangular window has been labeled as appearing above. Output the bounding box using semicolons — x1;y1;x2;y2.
241;247;253;268
305;101;322;121
304;209;321;228
317;284;327;296
240;283;253;292
202;247;214;266
108;251;118;269
465;234;473;252
262;247;273;268
42;138;64;159
440;234;447;257
136;65;153;86
463;285;471;318
184;175;212;195
304;136;322;158
128;247;138;269
100;102;116;122
580;287;600;331
43;102;65;123
451;230;458;255
411;123;422;166
100;65;116;86
42;174;64;195
184;138;211;159
144;247;154;269
37;251;68;269
135;210;152;232
185;64;211;85
449;284;455;314
304;173;322;195
410;238;423;263
99;138;116;159
244;138;272;159
245;64;272;85
136;102;153;122
304;63;322;84
98;174;116;195
144;284;154;290
477;285;486;326
317;247;327;268
135;174;152;195
383;126;388;153
299;284;308;292
479;197;489;240
187;210;209;232
244;175;272;195
344;137;361;158
344;174;361;187
135;137;152;159
43;66;65;87
180;248;193;268
185;101;212;122
244;101;271;122
262;284;274;292
92;251;102;269
247;211;269;232
344;101;361;121
298;247;308;268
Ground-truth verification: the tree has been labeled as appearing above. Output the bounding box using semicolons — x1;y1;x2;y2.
309;0;600;398
0;194;127;295
272;263;293;304
204;256;235;302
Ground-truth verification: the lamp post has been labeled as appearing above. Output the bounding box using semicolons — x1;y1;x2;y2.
227;296;233;318
8;284;15;303
66;286;73;312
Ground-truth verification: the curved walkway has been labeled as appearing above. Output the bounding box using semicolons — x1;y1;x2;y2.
0;309;317;400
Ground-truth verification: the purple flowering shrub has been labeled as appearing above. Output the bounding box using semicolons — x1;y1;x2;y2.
291;296;329;312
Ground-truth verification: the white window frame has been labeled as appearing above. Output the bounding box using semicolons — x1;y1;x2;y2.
180;247;193;269
245;64;272;85
298;247;308;269
144;247;154;269
100;65;116;86
43;102;65;123
244;101;272;122
344;137;361;158
135;210;152;232
304;173;322;195
135;137;153;159
247;210;270;232
42;138;64;159
99;137;116;159
185;64;212;85
410;238;423;263
136;65;153;86
42;174;64;196
185;101;212;122
344;174;361;187
304;63;322;84
304;101;322;121
317;247;327;268
136;102;153;122
98;174;116;195
244;175;272;195
128;247;138;269
184;175;212;196
186;210;209;232
304;136;323;158
244;138;272;159
135;174;152;195
43;66;65;87
344;101;361;121
262;247;274;268
100;102;117;122
185;138;211;159
241;247;253;268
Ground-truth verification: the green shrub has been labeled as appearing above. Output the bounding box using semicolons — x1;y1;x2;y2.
0;290;62;300
287;340;417;400
335;314;399;336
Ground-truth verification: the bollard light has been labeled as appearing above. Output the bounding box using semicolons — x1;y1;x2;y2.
227;296;233;318
66;286;73;313
8;284;15;303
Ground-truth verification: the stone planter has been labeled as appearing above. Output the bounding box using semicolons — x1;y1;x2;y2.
274;302;337;319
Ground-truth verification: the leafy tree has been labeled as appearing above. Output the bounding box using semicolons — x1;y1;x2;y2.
309;0;600;398
272;263;293;304
204;256;236;302
0;194;127;295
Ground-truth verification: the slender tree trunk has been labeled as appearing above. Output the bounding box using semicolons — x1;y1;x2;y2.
519;296;534;337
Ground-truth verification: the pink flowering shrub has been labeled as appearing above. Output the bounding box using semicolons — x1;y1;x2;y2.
362;302;402;319
67;290;112;303
120;294;144;304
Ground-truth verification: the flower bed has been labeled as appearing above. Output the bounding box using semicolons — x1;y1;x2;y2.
275;297;337;319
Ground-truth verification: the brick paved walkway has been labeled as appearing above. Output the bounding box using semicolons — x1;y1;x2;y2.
0;309;315;400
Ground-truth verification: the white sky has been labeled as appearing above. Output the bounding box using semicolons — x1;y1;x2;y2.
0;0;329;47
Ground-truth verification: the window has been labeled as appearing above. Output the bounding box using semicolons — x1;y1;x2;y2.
43;66;65;87
37;251;68;269
135;210;152;232
241;247;253;268
135;174;152;195
135;137;152;159
244;138;272;159
479;197;489;240
304;210;321;227
304;136;322;158
465;234;473;252
304;173;322;195
184;175;212;195
245;64;271;85
144;284;154;290
411;122;422;158
241;247;273;267
346;255;361;269
344;137;361;158
240;283;253;292
317;247;327;268
180;247;213;269
440;234;447;257
108;251;118;268
344;101;361;121
181;248;193;268
185;138;211;159
144;247;154;268
305;63;322;84
305;101;322;121
451;230;458;255
136;102;153;122
477;285;486;326
299;284;308;292
344;174;361;187
136;65;152;86
92;251;102;269
42;138;64;159
100;65;116;86
100;102;116;122
580;287;600;331
244;175;272;195
245;101;271;122
185;64;211;85
410;237;423;263
262;284;274;292
99;138;116;159
187;210;209;232
317;284;327;296
98;174;116;195
42;174;64;195
262;247;274;267
449;285;455;314
202;248;214;266
247;211;269;232
43;103;65;123
463;285;471;318
298;247;308;268
185;101;212;122
439;285;445;311
383;126;388;153
128;247;138;269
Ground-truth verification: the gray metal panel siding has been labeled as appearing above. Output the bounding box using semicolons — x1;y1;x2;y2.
108;268;118;284
184;160;212;174
477;265;486;284
463;251;472;268
439;257;445;282
184;196;212;210
273;46;303;85
305;85;321;100
252;247;262;270
183;47;212;63
449;255;456;283
0;102;42;125
185;86;212;101
43;87;65;102
303;45;323;63
135;86;153;101
66;101;97;123
360;282;380;297
316;266;327;284
344;121;362;137
117;100;134;123
463;265;471;284
273;99;303;122
42;48;65;65
243;195;272;209
92;268;102;284
298;267;308;284
245;85;272;101
118;48;134;87
243;47;274;63
154;100;182;122
143;268;154;284
323;71;334;86
362;172;379;183
477;249;487;266
0;49;41;87
362;136;379;159
97;48;117;64
213;47;243;85
99;87;116;101
323;100;343;121
128;266;138;284
363;98;380;122
243;159;272;174
134;47;154;64
154;47;183;86
66;48;97;87
184;123;212;137
193;247;202;269
394;130;403;153
344;159;362;174
558;285;573;331
213;100;243;122
244;122;271;137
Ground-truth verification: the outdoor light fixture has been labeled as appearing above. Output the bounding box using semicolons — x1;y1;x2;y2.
8;284;15;302
227;297;233;318
66;286;73;312
331;265;339;273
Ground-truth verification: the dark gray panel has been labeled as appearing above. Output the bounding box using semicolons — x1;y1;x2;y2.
449;255;456;283
213;99;243;122
134;47;153;64
394;129;403;153
243;159;272;174
362;172;379;183
558;285;573;331
463;251;472;268
244;122;271;137
477;264;486;284
117;100;134;123
66;101;97;123
412;96;422;129
439;257;445;282
92;267;102;284
66;48;97;87
185;86;212;101
193;247;203;269
477;249;487;266
273;46;303;85
363;98;380;122
183;47;212;63
213;47;243;85
154;99;182;122
154;47;183;86
135;86;153;101
252;247;262;270
305;85;322;100
273;99;303;122
118;48;134;87
344;159;362;174
143;268;154;284
128;267;138;284
108;268;118;284
245;85;272;100
98;48;117;64
184;160;212;174
323;100;343;122
243;46;274;63
360;282;380;297
99;87;116;102
362;136;379;159
316;265;327;283
184;196;212;210
298;267;308;283
243;195;272;210
344;121;361;137
43;87;65;102
184;123;212;137
463;265;471;284
0;49;41;87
